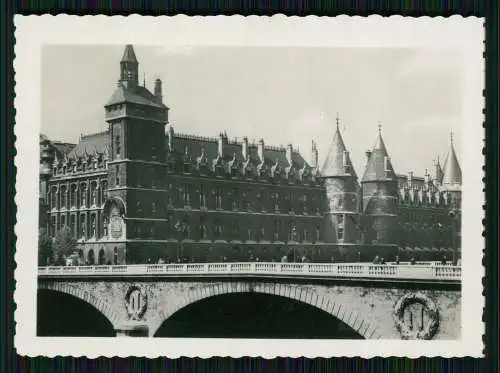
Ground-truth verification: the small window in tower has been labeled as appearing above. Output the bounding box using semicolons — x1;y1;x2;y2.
337;227;344;241
338;214;344;226
115;134;121;158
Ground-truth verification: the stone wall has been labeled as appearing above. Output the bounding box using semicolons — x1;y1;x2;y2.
39;279;461;339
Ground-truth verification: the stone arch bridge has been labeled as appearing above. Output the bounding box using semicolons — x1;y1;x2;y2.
37;262;461;339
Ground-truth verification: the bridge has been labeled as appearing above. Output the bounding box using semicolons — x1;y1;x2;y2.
37;262;461;340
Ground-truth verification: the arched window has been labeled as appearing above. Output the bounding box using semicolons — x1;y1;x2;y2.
91;214;97;237
87;249;95;265
60;185;67;209
103;216;108;238
80;214;86;238
70;184;77;207
80;184;87;207
113;247;118;265
288;221;297;242
101;180;108;203
51;187;57;209
90;182;98;206
98;249;106;265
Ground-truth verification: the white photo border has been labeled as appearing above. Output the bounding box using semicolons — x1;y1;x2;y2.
14;14;484;358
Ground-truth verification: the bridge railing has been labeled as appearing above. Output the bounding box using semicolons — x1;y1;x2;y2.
38;262;461;281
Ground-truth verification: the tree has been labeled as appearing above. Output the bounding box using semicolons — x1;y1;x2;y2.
38;228;53;266
53;226;77;265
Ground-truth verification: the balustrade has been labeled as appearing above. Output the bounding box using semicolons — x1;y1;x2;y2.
38;262;461;281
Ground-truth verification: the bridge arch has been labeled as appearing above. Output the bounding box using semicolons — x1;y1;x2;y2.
149;282;381;338
38;282;119;328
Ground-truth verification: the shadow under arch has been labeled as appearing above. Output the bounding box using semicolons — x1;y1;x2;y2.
149;282;380;339
37;288;117;337
38;282;119;331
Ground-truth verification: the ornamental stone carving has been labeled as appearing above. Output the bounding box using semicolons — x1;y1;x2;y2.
394;292;440;340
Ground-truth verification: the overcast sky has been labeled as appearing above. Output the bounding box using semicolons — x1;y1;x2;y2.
41;45;463;177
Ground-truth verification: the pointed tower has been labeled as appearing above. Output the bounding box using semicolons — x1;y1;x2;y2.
320;116;360;250
360;124;398;251
432;157;444;187
441;131;462;255
120;44;139;89
442;132;462;192
103;44;169;263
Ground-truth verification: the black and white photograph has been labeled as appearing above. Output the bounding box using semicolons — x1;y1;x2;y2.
14;16;484;358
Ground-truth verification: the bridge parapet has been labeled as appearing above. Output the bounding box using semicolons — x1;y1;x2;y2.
38;262;461;282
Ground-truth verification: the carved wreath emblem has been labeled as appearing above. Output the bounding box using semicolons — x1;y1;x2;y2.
394;292;440;340
124;286;148;321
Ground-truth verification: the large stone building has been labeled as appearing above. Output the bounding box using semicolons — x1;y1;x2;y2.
39;45;462;265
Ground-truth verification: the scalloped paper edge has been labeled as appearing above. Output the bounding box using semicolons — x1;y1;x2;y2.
13;14;485;358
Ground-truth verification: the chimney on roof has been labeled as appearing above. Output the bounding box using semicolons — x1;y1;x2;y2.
154;78;163;104
424;168;431;185
242;137;249;161
407;171;413;187
257;139;265;163
286;144;293;165
311;141;318;168
218;132;226;158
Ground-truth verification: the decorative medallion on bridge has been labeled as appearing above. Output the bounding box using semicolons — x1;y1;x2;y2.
125;286;148;321
394;292;440;340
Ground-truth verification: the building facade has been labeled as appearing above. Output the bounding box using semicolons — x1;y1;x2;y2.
39;45;462;265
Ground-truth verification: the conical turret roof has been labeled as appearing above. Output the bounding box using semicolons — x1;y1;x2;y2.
121;44;138;63
442;135;462;187
361;126;396;183
320;121;357;178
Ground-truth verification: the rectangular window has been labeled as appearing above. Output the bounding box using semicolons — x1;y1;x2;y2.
80;214;86;238
232;188;239;210
70;215;76;238
200;184;206;207
216;187;223;209
274;220;282;241
50;216;56;236
183;184;191;206
151;168;156;188
115;134;121;158
337;227;344;241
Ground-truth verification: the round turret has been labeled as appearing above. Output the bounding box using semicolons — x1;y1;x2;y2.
320;119;360;250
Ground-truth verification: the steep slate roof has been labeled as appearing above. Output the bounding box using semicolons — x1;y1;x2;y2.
361;130;396;183
434;158;444;184
63;129;309;169
121;44;138;63
320;125;357;179
67;131;109;158
105;84;166;109
51;141;76;158
442;138;462;186
172;134;308;169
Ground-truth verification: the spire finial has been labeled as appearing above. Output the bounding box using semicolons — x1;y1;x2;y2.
450;130;454;145
377;120;382;133
336;112;340;130
143;73;146;87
